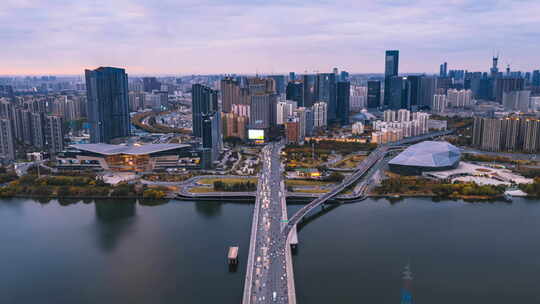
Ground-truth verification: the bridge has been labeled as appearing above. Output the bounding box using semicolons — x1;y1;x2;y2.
243;130;453;303
242;142;293;304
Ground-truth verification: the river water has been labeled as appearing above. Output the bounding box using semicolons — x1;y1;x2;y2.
0;197;539;303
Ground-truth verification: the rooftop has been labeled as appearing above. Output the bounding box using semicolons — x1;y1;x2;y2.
389;141;460;168
70;143;190;156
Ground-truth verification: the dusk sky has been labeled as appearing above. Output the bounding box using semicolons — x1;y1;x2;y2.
2;0;539;75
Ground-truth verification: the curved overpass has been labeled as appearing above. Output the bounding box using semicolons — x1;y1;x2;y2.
283;130;453;237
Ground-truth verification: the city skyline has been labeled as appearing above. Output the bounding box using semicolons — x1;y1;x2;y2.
2;0;540;75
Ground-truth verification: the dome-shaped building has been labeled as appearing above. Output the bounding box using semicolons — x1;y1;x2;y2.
388;141;461;175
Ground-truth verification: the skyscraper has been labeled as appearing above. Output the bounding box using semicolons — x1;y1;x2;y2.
220;77;240;113
302;74;317;108
384;50;399;107
420;77;437;107
490;55;499;77
532;70;540;86
336;81;350;125
85;67;130;143
406;75;422;109
492;77;525;103
286;81;303;105
250;93;278;130
201;112;221;169
388;76;410;110
192;84;218;137
268;75;286;95
439;62;448;77
316;73;337;124
367;81;381;109
289;72;296;81
142;77;161;93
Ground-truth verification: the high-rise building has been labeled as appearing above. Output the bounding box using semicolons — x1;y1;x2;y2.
312;102;327;128
384;50;399;107
268;75;285;95
502;90;531;112
85;67;130;143
447;89;473;108
439;62;448;77
0;118;15;162
20;109;33;145
432;95;447;113
220;77;240;113
473;116;540;152
142;77;161;93
336;81;350;125
201;111;222;169
294;106;312;140
397;109;411;122
493;77;524;103
406;76;423;109
352;122;364;135
289;72;296;81
350;86;367;112
388;76;410;110
367;81;381;109
286;81;303;105
250;94;277;130
192;84;218;137
532;70;540;86
30;112;45;148
302;74;317;108
316;73;337;124
248;77;275;95
490;55;500;77
340;71;350;82
304;107;314;136
232;104;250;119
276;100;297;125
222;112;247;140
523;119;540;153
45;115;64;153
420;76;437;107
383;110;396;122
285;117;300;144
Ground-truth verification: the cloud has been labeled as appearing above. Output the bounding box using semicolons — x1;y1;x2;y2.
1;0;539;75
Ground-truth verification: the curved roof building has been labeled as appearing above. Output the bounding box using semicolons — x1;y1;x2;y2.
60;143;192;172
389;141;461;175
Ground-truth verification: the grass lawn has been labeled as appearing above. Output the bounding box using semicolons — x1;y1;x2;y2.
334;155;366;169
286;159;325;168
188;186;216;193
197;177;258;185
285;179;335;187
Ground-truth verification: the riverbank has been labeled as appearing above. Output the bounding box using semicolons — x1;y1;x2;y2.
370;193;506;201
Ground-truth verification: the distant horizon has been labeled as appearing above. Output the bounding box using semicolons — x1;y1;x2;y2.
2;0;539;75
1;71;444;78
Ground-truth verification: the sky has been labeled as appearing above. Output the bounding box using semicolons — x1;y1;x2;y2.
1;0;539;75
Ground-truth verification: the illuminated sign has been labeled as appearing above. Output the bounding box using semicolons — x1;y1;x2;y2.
248;129;265;140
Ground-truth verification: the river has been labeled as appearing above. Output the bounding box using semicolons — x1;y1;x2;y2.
0;197;538;303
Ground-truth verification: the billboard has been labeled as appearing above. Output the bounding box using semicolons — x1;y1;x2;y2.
248;129;265;140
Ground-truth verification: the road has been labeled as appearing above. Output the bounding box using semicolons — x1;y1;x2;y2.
243;142;292;303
